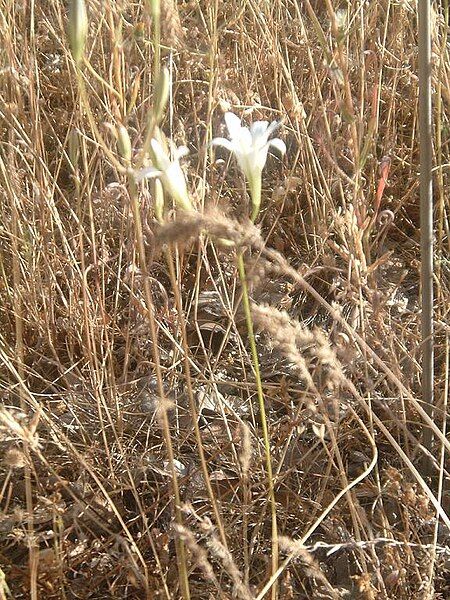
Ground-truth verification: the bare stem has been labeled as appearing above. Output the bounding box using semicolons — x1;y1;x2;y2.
237;251;278;600
418;0;434;471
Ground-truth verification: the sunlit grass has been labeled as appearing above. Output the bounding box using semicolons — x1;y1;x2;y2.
0;1;449;598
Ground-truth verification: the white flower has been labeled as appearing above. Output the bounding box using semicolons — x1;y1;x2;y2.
212;112;286;220
134;138;193;212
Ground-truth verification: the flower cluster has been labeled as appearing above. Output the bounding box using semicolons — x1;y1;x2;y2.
134;112;285;222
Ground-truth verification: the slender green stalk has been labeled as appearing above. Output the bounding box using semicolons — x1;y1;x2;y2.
149;0;161;80
237;251;278;600
140;0;165;158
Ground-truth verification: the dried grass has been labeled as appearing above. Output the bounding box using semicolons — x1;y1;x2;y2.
0;1;449;599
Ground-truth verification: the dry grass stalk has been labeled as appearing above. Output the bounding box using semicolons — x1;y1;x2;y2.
0;1;449;598
278;536;339;599
160;0;184;50
251;303;342;392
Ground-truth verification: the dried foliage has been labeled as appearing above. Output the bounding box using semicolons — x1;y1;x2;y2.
0;1;449;599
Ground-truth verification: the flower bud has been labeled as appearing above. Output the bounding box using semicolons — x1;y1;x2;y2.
68;128;80;170
68;0;88;65
117;125;132;163
153;67;170;125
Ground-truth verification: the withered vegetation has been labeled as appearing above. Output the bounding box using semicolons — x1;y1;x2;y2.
0;1;449;599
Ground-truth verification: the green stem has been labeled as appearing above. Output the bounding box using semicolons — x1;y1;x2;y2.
150;0;161;80
140;0;161;159
250;175;262;222
237;251;278;599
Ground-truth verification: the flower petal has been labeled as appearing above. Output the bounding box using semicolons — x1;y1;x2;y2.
266;120;280;137
224;112;242;138
250;120;269;141
134;166;162;182
268;138;286;156
253;145;270;172
164;163;193;212
175;145;190;160
211;137;234;151
150;139;171;171
236;127;252;149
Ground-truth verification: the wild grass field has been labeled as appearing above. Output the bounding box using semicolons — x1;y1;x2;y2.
0;0;449;598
